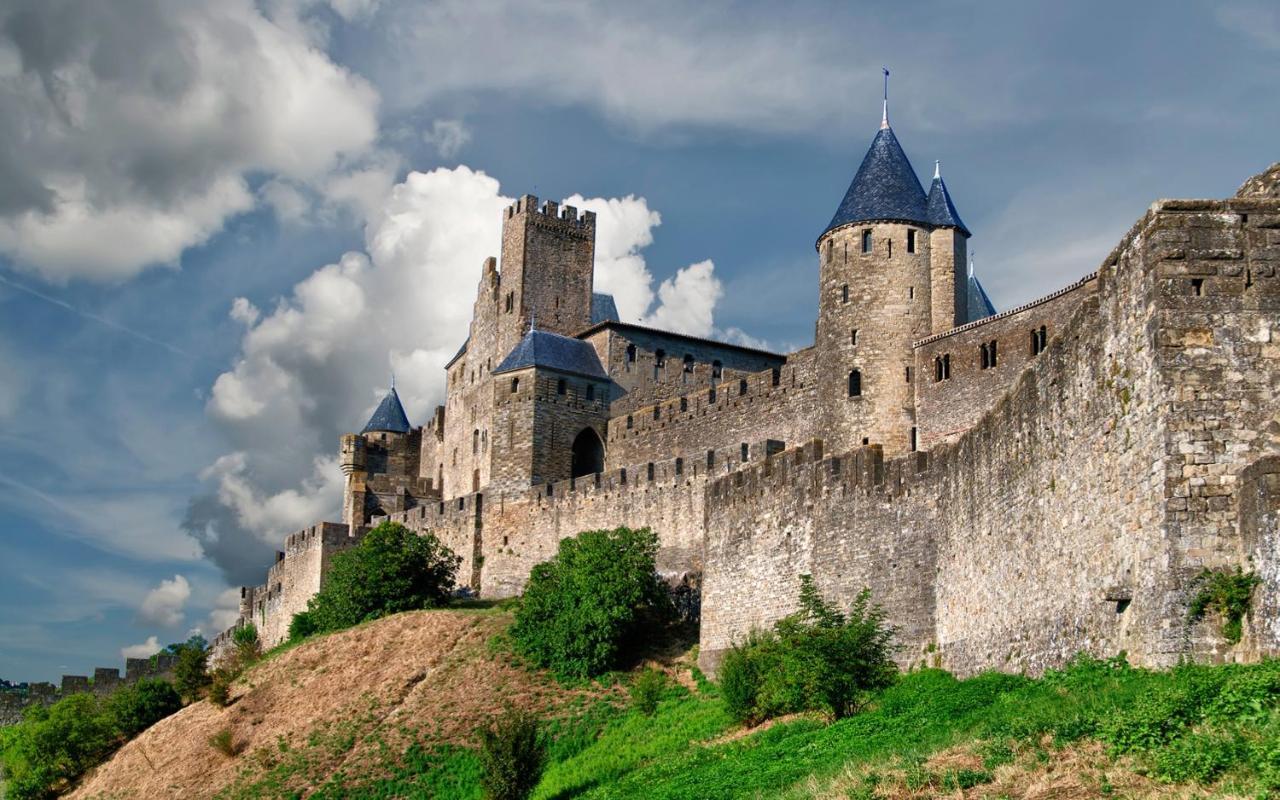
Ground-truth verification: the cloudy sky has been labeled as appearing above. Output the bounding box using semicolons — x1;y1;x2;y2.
0;0;1277;681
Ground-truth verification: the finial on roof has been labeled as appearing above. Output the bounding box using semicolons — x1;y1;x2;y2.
881;67;890;129
529;309;537;332
968;249;975;277
390;368;395;390
934;160;941;180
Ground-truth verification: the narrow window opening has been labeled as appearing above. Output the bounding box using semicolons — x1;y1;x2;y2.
862;437;870;445
711;360;723;380
683;354;695;373
771;367;781;387
706;450;715;469
740;443;749;461
647;462;655;481
848;369;862;397
626;344;637;365
626;415;633;429
554;296;560;308
510;377;519;393
905;365;912;383
557;378;566;395
586;384;595;401
943;354;951;380
862;229;872;253
738;378;748;396
709;387;717;403
1190;278;1204;296
1246;269;1254;289
851;329;858;346
888;239;893;257
908;286;914;300
910;427;918;452
989;340;998;367
907;229;916;253
472;429;479;454
980;343;990;370
654;349;666;368
842;284;849;304
503;536;509;547
680;397;688;412
653;406;660;421
675;457;684;476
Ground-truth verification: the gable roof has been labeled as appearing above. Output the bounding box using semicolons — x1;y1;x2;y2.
362;387;412;434
822;126;929;240
493;328;608;379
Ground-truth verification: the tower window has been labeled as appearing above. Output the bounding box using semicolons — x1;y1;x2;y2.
655;349;666;368
680;396;688;411
653;406;660;420
586;384;595;401
741;443;749;461
505;292;514;313
989;340;998;367
510;377;519;393
683;354;694;373
557;378;566;395
848;369;862;397
709;386;717;403
908;286;914;300
862;229;872;253
771;367;781;387
626;344;637;365
626;415;633;429
905;365;912;383
910;427;918;451
851;329;858;346
980;343;990;370
707;450;716;469
711;360;722;379
1190;278;1204;296
907;229;916;253
739;378;748;396
842;284;849;303
934;354;951;381
675;457;684;476
472;429;479;454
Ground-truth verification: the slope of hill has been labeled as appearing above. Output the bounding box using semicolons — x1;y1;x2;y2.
68;608;614;799
64;606;1280;799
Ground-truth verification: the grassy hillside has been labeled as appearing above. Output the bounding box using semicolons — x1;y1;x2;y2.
61;607;1280;799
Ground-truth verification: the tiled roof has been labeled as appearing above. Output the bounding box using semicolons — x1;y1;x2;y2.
362;387;412;434
445;339;468;368
966;274;997;322
822;126;929;239
926;174;970;237
591;292;620;324
493;329;608;379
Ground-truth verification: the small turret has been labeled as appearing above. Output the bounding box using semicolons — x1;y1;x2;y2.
925;161;970;332
339;433;366;475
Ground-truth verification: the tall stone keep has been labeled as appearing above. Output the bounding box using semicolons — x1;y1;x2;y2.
496;196;597;358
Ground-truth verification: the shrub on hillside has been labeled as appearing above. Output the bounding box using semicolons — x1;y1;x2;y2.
719;576;897;725
108;678;183;737
305;521;460;634
630;668;666;716
172;637;211;702
510;527;672;678
476;708;547;800
0;677;184;800
289;609;319;642
231;622;262;662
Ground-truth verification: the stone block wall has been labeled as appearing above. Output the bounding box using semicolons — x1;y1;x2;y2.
913;273;1098;449
1;658;175;727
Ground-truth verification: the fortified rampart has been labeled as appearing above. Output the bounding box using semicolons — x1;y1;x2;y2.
0;656;177;727
700;192;1280;677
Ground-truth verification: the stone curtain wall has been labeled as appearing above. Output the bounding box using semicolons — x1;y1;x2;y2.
0;656;176;727
913;274;1098;449
700;192;1280;678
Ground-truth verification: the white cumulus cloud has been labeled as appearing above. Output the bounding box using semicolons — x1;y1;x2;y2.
138;575;192;628
0;0;380;282
120;635;162;660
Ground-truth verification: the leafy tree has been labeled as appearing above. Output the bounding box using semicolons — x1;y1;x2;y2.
305;521;460;633
1;693;116;799
173;638;211;702
719;576;897;724
510;527;672;678
476;708;547;800
289;609;319;642
231;622;261;663
107;678;182;737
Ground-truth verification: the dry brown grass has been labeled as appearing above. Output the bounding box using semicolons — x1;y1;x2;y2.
68;609;619;800
806;739;1238;800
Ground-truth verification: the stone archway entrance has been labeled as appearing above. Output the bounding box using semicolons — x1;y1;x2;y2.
571;427;605;478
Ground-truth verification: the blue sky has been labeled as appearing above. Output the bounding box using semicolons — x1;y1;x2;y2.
0;0;1277;681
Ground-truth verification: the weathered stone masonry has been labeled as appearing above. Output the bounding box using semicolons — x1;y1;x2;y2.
214;106;1280;681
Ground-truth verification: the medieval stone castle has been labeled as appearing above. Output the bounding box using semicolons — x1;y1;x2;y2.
215;100;1280;678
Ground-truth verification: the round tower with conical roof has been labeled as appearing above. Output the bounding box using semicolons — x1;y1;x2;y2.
814;96;970;456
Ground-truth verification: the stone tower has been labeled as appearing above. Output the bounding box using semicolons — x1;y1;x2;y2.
925;162;971;333
815;112;941;456
495;196;597;359
339;387;427;527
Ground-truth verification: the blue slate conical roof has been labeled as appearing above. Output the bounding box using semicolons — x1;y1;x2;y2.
822;126;929;240
966;273;996;322
493;329;607;379
926;174;970;237
362;387;411;434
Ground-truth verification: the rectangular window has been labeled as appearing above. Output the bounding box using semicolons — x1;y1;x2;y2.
861;229;872;253
907;229;916;253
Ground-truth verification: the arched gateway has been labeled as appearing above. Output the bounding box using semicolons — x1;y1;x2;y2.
570;427;605;478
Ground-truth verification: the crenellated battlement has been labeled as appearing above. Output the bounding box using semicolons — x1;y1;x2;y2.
503;194;597;232
1;657;175;727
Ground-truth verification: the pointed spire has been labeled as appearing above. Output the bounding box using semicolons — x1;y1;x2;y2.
880;67;890;129
361;385;411;434
925;162;970;237
934;160;941;180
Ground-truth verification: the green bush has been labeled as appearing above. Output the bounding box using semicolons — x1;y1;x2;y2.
173;638;211;702
209;727;238;757
231;622;261;662
476;708;547;800
289;609;319;642
510;527;672;678
1188;567;1261;644
107;678;182;737
1;693;118;799
718;576;897;724
305;521;460;634
630;669;666;716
